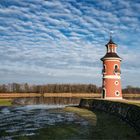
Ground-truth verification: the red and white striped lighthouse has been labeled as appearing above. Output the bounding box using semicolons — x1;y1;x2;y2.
101;37;122;99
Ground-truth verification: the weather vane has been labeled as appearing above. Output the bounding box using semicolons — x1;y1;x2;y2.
109;30;114;40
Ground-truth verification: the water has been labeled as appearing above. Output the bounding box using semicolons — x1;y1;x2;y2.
0;105;89;140
13;97;81;105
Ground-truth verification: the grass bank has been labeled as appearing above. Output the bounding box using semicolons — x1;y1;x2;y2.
64;107;140;140
0;99;12;106
120;99;140;106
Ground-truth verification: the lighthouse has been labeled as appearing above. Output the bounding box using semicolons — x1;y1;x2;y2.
101;37;122;99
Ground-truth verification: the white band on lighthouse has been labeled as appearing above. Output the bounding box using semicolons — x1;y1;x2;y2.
105;97;123;100
104;60;120;62
103;75;121;79
103;57;122;61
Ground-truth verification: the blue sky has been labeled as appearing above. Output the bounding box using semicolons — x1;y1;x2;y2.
0;0;140;87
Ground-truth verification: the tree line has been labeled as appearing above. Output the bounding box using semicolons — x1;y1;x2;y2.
0;83;101;93
0;83;139;94
122;86;140;94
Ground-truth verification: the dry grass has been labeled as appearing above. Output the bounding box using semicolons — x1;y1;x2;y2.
0;93;101;98
120;99;140;106
123;93;140;98
0;92;140;98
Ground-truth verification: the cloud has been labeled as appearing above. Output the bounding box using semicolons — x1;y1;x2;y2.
0;0;139;87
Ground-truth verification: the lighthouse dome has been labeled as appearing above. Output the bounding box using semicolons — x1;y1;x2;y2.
105;38;116;46
101;38;121;61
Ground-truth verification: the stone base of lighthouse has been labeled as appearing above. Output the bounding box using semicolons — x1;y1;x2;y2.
104;97;123;100
102;77;123;99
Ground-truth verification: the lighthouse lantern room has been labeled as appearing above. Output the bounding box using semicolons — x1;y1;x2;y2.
101;37;123;99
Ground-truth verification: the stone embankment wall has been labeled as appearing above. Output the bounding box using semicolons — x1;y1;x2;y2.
79;99;140;134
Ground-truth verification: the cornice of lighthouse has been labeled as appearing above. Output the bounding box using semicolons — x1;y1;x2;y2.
101;53;122;61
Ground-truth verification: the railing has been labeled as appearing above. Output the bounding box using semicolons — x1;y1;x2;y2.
102;69;106;74
114;69;121;74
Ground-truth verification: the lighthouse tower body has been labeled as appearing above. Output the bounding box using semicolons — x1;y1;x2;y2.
101;38;122;99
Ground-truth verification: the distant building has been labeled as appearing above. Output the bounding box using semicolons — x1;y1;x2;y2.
101;37;122;99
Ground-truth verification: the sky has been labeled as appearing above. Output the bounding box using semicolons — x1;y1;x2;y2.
0;0;140;87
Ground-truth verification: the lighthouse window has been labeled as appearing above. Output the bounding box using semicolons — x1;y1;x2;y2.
104;65;106;71
115;64;118;69
108;46;110;53
115;91;120;96
115;81;119;85
112;48;114;52
111;47;114;52
115;47;116;52
102;65;106;74
104;80;106;85
114;64;119;74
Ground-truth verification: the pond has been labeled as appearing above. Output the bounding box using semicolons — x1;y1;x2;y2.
0;105;90;140
0;105;139;140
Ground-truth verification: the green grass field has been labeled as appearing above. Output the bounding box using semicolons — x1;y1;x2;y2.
64;107;140;139
124;100;140;106
0;99;12;106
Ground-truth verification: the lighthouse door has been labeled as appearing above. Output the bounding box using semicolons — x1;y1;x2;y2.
102;89;106;98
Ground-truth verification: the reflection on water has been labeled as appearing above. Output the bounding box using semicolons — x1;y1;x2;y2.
13;97;81;105
0;105;88;140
